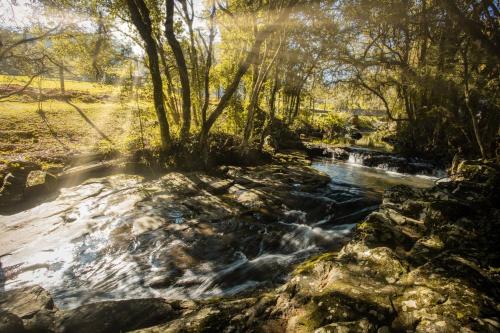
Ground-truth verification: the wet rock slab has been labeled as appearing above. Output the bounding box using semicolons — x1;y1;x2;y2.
2;155;361;316
0;157;345;332
0;285;55;319
3;154;481;332
0;288;182;333
55;298;176;333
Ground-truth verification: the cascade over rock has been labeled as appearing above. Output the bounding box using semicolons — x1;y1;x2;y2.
132;159;499;332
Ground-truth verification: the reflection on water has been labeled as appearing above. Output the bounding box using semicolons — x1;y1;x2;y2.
0;158;437;309
313;158;436;195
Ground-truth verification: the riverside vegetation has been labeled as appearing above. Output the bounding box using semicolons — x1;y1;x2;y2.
0;0;499;332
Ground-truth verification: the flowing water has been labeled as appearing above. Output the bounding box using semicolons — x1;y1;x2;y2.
330;146;447;178
0;157;436;309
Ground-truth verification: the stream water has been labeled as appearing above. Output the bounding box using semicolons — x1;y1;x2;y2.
0;157;436;309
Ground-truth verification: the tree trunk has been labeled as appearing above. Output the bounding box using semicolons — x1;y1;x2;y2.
463;42;487;158
242;52;261;151
126;0;171;149
92;13;106;81
258;69;279;151
291;91;301;122
59;62;65;94
166;0;191;141
201;5;216;126
199;0;298;161
180;0;202;127
287;94;296;124
157;37;181;124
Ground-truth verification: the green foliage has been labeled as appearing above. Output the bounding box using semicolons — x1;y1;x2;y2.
1;0;498;165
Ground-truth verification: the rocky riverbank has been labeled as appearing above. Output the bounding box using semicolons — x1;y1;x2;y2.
126;159;499;333
1;157;498;333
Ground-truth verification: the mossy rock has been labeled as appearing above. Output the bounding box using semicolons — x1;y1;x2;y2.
455;159;499;184
294;252;338;275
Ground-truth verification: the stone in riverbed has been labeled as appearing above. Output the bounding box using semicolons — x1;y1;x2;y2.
0;285;57;332
0;285;55;319
1;287;183;333
332;147;349;160
314;318;374;333
0;161;55;207
25;170;48;187
304;145;331;158
25;170;57;196
56;298;175;333
205;179;235;195
133;306;222;333
0;311;24;333
230;186;266;208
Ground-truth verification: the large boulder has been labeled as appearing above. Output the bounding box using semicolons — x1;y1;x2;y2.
0;285;56;332
55;299;176;333
332;147;349;160
0;285;54;319
0;161;58;208
0;311;24;333
25;170;57;196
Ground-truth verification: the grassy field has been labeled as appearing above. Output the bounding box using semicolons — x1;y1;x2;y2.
0;75;118;95
0;75;159;169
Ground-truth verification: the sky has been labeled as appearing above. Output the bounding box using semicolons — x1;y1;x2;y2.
0;0;38;30
0;0;145;56
0;0;207;29
0;0;94;32
0;0;209;56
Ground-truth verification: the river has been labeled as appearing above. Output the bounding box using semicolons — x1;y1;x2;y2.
0;156;436;309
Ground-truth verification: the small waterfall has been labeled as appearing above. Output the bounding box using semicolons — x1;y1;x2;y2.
278;221;354;252
332;147;446;177
192;252;294;297
347;152;365;165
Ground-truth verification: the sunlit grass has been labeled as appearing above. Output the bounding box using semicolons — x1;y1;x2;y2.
0;98;159;166
0;75;119;95
0;71;168;169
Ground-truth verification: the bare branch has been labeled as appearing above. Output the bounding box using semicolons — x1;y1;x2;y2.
0;25;61;61
0;71;46;101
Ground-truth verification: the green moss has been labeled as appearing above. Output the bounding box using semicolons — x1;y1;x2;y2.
294;252;337;275
295;302;325;332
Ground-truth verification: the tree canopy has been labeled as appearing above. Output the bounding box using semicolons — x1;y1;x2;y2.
1;0;498;163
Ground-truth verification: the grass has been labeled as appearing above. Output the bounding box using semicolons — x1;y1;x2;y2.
0;75;160;170
0;74;118;95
